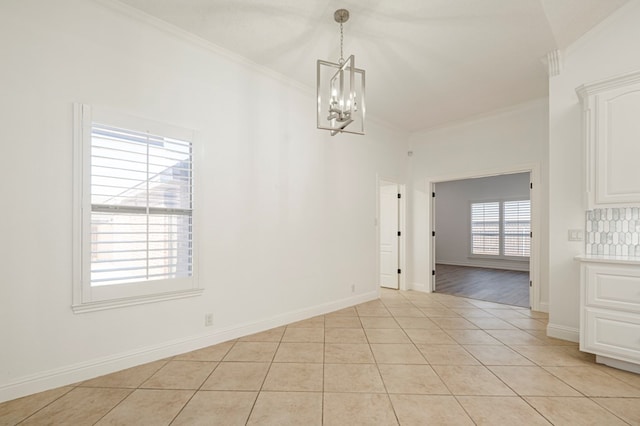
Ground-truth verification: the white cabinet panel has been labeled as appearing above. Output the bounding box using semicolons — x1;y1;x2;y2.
583;308;640;364
579;261;640;371
585;263;640;311
577;70;640;208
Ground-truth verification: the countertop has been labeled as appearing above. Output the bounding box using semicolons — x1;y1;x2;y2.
575;254;640;265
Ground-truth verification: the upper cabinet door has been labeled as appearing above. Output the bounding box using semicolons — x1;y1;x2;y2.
578;71;640;209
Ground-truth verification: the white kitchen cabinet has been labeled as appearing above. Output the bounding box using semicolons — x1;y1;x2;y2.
577;70;640;209
579;257;640;373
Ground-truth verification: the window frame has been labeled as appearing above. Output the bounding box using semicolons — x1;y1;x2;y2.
72;104;201;313
469;198;530;261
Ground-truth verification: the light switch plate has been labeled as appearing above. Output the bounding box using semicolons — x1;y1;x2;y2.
568;229;584;241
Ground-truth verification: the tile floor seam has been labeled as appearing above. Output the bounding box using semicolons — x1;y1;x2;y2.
588;396;636;425
166;355;227;424
12;386;76;425
372;302;412;425
12;388;79;426
518;394;557;425
243;329;286;424
537;365;593;397
359;309;404;425
450;394;480;424
88;388;135;426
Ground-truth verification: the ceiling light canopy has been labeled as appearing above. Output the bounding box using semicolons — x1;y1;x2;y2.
317;9;365;136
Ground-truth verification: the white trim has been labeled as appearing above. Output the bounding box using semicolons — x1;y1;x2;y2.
546;323;580;343
546;49;563;77
96;0;311;95
576;69;640;101
410;282;430;293
72;103;201;312
538;301;549;314
428;163;541;310
71;289;204;314
595;355;640;374
412;97;547;134
0;291;377;403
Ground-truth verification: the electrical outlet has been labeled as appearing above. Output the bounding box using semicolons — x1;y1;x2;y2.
351;284;355;293
204;313;213;327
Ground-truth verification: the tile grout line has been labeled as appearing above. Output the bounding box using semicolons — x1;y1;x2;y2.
166;341;237;425
243;327;286;425
363;304;403;425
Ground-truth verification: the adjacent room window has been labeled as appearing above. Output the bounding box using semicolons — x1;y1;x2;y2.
471;200;530;258
73;105;200;312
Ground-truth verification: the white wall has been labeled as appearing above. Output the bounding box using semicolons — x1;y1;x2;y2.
0;0;409;401
435;173;531;271
407;98;548;309
547;0;640;341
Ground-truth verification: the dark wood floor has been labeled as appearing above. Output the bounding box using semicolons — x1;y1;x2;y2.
435;263;530;308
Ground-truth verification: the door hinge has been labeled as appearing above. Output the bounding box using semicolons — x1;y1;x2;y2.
397;231;401;236
432;231;435;237
529;281;532;287
397;269;401;274
530;182;533;189
432;192;435;198
397;193;401;199
530;231;533;238
432;270;436;276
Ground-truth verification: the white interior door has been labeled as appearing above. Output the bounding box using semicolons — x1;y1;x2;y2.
380;181;399;289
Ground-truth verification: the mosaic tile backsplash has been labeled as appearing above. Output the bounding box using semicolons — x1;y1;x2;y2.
586;208;640;257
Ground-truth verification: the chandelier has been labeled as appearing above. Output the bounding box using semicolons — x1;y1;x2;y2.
317;9;366;136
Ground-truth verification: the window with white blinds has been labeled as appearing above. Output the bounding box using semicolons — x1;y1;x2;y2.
471;202;500;255
90;124;193;286
73;104;200;312
503;200;531;257
471;200;530;258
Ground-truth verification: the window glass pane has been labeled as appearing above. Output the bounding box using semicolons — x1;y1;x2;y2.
90;124;193;286
471;202;500;255
504;200;531;257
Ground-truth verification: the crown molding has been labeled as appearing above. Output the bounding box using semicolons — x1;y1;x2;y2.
576;68;640;100
544;49;563;77
93;0;313;96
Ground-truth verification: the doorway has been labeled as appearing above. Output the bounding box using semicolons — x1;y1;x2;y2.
378;178;405;290
430;171;536;309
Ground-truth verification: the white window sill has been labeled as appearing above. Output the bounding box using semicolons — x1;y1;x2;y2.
468;255;530;262
72;288;204;314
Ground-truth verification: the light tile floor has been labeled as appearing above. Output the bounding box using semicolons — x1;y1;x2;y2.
2;289;640;425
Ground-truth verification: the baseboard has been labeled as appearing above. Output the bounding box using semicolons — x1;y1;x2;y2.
596;355;640;374
546;323;580;343
436;260;529;272
0;291;377;403
410;282;431;293
536;302;549;313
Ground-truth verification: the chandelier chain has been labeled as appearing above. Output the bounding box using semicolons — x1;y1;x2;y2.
340;22;344;63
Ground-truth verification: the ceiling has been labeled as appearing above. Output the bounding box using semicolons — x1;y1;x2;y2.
117;0;628;131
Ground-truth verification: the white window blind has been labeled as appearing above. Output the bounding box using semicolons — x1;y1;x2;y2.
471;202;500;255
90;124;193;286
503;200;531;257
471;200;530;258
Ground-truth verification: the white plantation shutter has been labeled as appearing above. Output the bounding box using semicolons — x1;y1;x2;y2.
471;202;500;255
90;124;193;286
74;104;201;312
470;200;530;258
503;200;530;257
